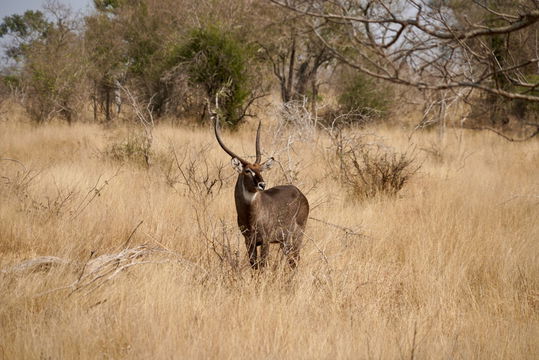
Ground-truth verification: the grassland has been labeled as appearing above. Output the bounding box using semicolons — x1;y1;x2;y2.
0;111;538;359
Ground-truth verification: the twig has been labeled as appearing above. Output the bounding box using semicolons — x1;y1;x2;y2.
410;321;418;360
121;220;144;249
309;216;364;237
0;158;27;171
469;125;539;142
70;167;122;220
497;193;539;206
301;230;330;266
77;250;95;282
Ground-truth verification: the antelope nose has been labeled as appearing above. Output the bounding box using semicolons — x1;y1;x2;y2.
257;182;266;191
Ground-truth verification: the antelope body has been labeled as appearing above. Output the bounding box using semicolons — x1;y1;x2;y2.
213;115;309;268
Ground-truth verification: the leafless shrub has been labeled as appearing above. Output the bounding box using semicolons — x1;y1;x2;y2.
1;158;120;221
161;144;244;271
267;99;319;184
419;141;444;163
0;159;71;219
101;84;155;167
114;84;155;167
32;186;78;221
410;89;470;142
163;144;228;202
1;158;41;202
69;169;121;220
278;99;318;137
329;131;420;199
103;131;154;167
201;219;246;274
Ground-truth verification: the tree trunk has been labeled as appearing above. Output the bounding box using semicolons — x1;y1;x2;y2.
283;36;296;103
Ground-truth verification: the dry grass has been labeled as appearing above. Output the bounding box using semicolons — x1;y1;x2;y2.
0;113;538;359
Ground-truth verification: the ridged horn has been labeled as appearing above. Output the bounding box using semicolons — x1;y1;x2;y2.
255;121;262;164
213;113;248;165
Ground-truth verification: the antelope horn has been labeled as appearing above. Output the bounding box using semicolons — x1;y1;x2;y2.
255;120;262;164
213;113;248;165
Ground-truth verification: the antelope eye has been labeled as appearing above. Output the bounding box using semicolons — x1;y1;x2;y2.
245;169;255;176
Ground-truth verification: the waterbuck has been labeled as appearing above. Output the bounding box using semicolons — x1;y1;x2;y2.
213;115;309;269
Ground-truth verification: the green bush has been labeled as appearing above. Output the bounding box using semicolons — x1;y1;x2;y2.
174;26;252;127
337;71;392;124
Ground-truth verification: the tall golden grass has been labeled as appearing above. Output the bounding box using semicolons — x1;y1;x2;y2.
0;113;538;359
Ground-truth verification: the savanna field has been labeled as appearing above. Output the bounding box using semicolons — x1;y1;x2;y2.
0;107;538;359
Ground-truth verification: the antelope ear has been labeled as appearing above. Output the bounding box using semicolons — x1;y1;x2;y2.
260;157;274;172
231;158;243;173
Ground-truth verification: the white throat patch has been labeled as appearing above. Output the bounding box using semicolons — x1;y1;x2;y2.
241;176;258;203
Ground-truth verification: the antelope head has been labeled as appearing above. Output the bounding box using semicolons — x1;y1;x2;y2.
213;113;274;194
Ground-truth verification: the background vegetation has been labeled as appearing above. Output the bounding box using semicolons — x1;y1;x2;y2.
1;0;535;129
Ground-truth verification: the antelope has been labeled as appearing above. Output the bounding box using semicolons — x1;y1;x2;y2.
213;114;309;269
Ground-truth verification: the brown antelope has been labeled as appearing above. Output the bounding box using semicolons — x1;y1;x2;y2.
213;114;309;269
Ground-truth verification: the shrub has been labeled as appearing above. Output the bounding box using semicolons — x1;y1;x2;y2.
174;26;252;127
104;133;152;167
335;71;392;125
332;133;420;199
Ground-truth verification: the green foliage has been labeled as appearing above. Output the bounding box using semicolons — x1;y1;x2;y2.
24;26;87;123
124;3;160;78
25;61;79;123
0;11;51;60
175;26;252;127
93;0;124;12
337;71;392;123
513;74;539;96
2;75;20;89
509;75;539;119
471;72;539;126
0;10;49;38
0;8;88;123
85;14;125;72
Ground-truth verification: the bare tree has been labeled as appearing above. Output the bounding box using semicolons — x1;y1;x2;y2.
269;0;539;103
256;2;339;105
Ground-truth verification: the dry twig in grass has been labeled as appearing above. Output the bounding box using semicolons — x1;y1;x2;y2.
1;256;72;274
70;167;122;220
469;123;539;142
1;158;42;200
71;244;183;296
302;216;371;269
308;216;363;238
26;244;207;298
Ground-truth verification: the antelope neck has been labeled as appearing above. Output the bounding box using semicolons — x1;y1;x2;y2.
235;173;259;205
